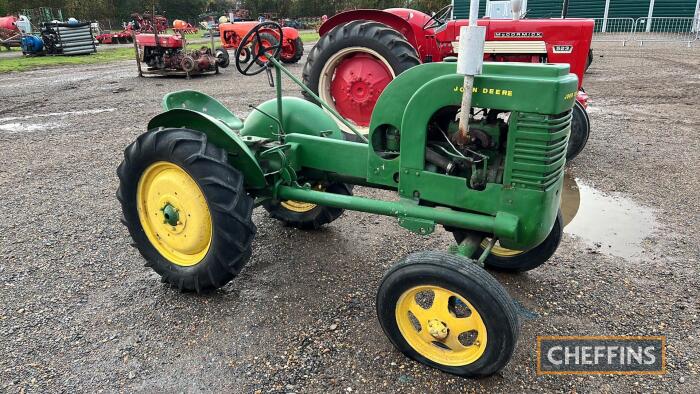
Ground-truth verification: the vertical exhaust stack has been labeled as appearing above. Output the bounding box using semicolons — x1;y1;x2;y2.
455;0;486;147
511;0;522;20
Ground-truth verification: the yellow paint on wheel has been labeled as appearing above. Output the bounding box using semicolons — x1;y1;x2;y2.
482;239;523;257
280;200;317;213
137;161;212;266
395;286;487;366
279;184;324;213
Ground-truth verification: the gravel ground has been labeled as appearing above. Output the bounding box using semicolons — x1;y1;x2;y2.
0;42;698;393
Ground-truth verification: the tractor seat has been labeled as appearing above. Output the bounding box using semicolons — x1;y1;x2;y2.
162;90;244;130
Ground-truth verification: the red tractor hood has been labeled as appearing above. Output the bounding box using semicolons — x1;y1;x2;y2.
136;33;184;48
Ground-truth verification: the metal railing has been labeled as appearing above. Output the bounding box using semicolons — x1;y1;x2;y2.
634;17;699;47
592;16;699;47
592;17;636;45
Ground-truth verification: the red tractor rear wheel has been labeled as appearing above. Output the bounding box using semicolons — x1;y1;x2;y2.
281;37;303;64
302;20;420;137
253;32;280;66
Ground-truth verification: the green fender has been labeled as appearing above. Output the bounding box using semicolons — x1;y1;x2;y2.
148;109;267;189
240;97;343;140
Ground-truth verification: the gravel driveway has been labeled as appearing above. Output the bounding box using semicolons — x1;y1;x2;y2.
0;42;698;392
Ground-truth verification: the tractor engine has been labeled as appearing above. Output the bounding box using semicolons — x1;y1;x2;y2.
423;107;508;191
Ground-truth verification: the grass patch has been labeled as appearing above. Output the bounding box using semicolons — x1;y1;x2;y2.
300;31;320;43
0;47;136;73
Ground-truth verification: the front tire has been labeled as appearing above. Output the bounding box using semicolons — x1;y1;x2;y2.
117;128;256;293
377;251;519;377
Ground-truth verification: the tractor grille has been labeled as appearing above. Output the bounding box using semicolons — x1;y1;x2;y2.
505;111;571;190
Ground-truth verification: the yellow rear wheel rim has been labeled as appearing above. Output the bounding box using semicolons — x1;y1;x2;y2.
279;184;324;213
280;200;317;213
137;162;212;267
481;239;523;257
395;285;487;366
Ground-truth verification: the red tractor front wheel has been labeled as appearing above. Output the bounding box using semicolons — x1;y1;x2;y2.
302;20;420;137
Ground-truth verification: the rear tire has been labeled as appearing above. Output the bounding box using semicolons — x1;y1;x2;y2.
302;20;420;132
451;211;564;273
281;37;304;64
566;100;590;161
254;32;280;66
263;183;352;230
117;128;256;293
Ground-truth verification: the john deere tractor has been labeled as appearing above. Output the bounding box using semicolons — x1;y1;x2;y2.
118;14;576;377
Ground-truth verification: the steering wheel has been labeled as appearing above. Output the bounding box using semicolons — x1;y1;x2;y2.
423;5;453;30
235;21;283;76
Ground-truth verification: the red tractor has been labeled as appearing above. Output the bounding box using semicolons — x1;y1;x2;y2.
219;21;304;64
134;30;229;78
97;13;169;44
302;5;594;160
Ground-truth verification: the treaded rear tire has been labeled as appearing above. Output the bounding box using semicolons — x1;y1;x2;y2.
254;32;280;66
281;37;304;63
263;183;352;230
451;211;564;273
566;100;590;161
377;251;519;377
302;20;420;105
117;128;256;293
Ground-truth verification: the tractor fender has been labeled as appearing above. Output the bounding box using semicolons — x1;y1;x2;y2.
148;109;267;189
240;97;343;140
281;27;299;41
318;9;422;51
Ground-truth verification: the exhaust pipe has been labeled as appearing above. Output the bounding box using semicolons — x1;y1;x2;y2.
511;0;522;20
455;0;486;147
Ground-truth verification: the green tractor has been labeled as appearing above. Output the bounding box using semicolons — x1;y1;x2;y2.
117;17;576;377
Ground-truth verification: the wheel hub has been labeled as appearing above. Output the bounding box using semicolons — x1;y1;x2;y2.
161;203;180;226
394;285;488;366
137;161;212;267
427;319;449;340
328;52;394;127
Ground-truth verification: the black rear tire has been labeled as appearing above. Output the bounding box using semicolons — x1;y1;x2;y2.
263;183;352;230
117;128;256;293
566;100;591;162
451;211;563;273
254;32;280;66
281;37;304;63
377;251;519;377
302;20;420;105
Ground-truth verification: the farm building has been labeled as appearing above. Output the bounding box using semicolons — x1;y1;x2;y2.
453;0;700;21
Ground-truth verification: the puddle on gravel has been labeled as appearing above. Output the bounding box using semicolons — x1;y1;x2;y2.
560;173;657;260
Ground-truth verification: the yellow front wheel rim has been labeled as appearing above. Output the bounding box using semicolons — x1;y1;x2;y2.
481;239;523;257
137;162;212;267
395;286;488;366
